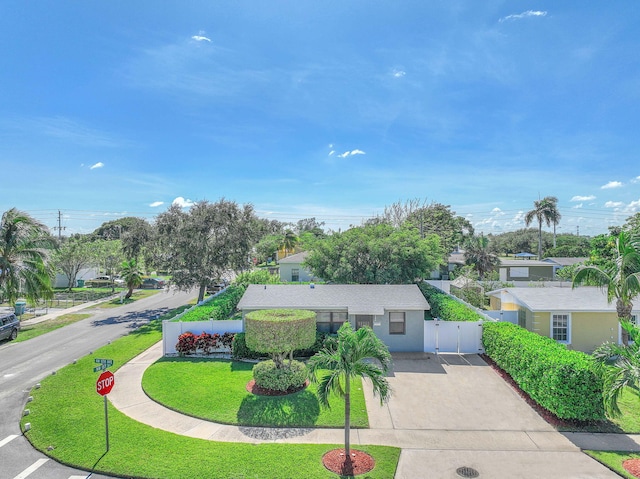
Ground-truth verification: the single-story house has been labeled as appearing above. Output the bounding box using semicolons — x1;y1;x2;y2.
430;248;466;280
54;267;100;288
498;259;555;282
278;251;315;282
486;286;638;353
237;284;430;352
542;257;588;276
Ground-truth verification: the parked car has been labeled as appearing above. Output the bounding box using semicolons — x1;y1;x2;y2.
0;312;20;341
206;279;229;294
141;277;166;289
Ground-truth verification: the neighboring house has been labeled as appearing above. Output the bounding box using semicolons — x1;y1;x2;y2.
498;259;555;282
430;248;466;280
54;267;100;288
542;257;588;277
278;251;315;282
237;284;431;352
486;286;638;353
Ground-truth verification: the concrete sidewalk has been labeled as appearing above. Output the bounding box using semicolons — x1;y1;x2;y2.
109;343;624;478
20;295;118;326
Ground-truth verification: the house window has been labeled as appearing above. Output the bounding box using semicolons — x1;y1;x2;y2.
389;312;406;335
291;268;299;282
355;315;373;330
551;313;570;343
510;267;529;278
316;312;347;334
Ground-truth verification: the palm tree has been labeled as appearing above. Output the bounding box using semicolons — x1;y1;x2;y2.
524;196;558;259
120;259;143;299
0;208;56;304
546;197;561;248
573;231;640;345
592;320;640;417
280;229;299;258
464;234;500;279
307;322;392;468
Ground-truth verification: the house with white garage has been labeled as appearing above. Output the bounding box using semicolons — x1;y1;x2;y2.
487;286;638;353
237;283;430;352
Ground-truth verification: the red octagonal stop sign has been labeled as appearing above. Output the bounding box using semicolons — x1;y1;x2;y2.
96;370;115;396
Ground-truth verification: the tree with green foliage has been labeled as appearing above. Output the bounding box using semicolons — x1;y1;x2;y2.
624;212;640;236
592;321;640;417
464;234;499;279
280;229;299;258
0;208;56;303
525;196;559;259
406;202;473;254
94;239;124;293
120;218;152;262
92;217;148;241
120;259;143;299
307;322;392;469
573;231;640;345
305;223;444;284
155;200;258;303
233;269;281;288
543;233;591;258
255;234;282;264
52;236;98;291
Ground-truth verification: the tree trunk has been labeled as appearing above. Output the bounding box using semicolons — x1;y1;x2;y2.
617;298;633;346
197;283;206;303
344;378;351;457
125;286;133;299
538;222;543;260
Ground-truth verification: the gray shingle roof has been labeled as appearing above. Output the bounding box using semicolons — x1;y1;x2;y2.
278;251;309;264
487;287;627;312
542;257;588;267
238;284;430;316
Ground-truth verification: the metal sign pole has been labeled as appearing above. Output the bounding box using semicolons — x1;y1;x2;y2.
104;395;109;451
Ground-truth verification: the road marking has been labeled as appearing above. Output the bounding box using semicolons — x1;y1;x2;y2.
0;434;18;448
13;458;49;479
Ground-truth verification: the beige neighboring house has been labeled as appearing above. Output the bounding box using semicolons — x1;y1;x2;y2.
237;283;430;352
498;259;555;282
487;286;639;353
278;251;315;282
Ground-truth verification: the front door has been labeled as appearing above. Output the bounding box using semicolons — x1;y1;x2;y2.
355;315;374;330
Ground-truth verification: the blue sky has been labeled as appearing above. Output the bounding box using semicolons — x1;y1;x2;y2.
1;1;639;237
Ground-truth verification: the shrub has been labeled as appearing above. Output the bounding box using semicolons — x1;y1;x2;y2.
176;285;245;322
231;333;266;360
245;309;316;368
194;332;219;354
176;332;197;356
482;321;605;421
418;283;484;321
253;359;307;392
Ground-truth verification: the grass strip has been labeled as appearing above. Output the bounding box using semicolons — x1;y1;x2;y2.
96;289;160;309
143;358;369;428
584;450;640;479
15;314;92;342
21;307;399;479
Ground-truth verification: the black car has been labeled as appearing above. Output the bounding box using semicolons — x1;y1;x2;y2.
0;312;20;341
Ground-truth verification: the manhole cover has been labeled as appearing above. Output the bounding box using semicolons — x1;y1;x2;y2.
456;466;480;478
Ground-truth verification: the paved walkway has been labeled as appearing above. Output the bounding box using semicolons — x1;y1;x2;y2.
109;344;628;478
20;295;119;326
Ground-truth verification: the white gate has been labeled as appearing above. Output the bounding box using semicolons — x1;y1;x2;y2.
424;321;484;354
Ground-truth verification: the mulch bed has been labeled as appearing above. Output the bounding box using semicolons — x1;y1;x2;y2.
245;379;309;396
623;459;640;477
322;449;375;476
480;354;593;430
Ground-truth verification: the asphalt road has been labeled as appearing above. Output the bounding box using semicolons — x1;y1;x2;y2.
0;289;196;479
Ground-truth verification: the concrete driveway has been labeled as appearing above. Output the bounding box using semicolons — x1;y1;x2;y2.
361;352;619;479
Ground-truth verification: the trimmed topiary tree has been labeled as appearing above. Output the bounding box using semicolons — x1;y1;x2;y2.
245;309;316;391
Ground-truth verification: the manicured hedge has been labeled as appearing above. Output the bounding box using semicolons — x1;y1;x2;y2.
175;285;245;322
482;321;605;421
232;331;332;360
418;283;485;321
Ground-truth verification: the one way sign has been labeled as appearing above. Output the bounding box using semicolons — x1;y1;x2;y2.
93;358;114;373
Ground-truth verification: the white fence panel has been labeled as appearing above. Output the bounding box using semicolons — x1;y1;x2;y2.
424;321;484;354
163;319;244;355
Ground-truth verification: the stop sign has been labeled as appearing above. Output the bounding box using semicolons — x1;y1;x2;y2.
96;370;115;396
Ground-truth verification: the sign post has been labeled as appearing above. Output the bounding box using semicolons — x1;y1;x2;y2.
96;370;115;451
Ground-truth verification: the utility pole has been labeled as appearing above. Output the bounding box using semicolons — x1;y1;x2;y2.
576;225;579;236
53;210;66;240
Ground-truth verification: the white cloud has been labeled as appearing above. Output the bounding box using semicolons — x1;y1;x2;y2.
573;203;583;209
570;195;596;202
328;150;335;156
337;149;366;158
392;69;406;78
499;10;547;23
601;181;623;189
90;162;104;170
149;201;164;207
632;176;640;184
625;199;640;212
172;197;195;208
191;31;211;43
605;201;624;208
491;207;505;217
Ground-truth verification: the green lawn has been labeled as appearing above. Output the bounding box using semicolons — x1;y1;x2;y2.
585;451;640;479
96;289;159;308
21;309;399;479
608;389;640;433
142;358;369;428
15;313;92;342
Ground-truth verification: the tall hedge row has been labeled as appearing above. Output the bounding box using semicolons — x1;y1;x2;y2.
417;283;485;322
482;321;604;421
175;285;246;322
